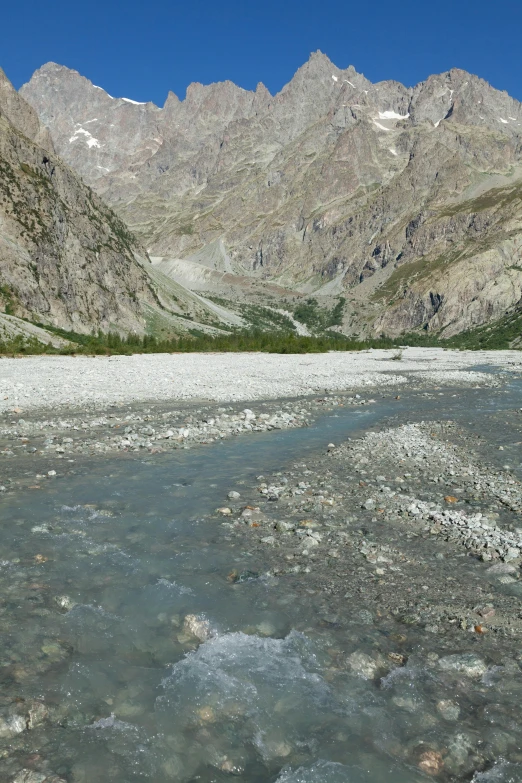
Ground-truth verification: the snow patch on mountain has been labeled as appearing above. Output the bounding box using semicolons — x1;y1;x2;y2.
93;85;114;99
378;110;410;120
69;127;101;149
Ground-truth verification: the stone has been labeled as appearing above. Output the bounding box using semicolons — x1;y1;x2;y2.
417;750;444;776
436;700;460;721
54;595;76;612
438;653;487;679
0;714;26;738
182;614;211;642
275;520;293;532
26;700;48;729
11;772;47;783
346;651;383;679
227;491;241;500
487;562;516;574
196;706;216;723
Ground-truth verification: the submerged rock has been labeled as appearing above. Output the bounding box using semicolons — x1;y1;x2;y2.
438;653;488;678
182;614;211;642
436;699;460;721
0;714;26;738
417;749;444;776
346;651;386;679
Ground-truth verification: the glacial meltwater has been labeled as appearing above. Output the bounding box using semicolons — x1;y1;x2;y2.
1;382;522;782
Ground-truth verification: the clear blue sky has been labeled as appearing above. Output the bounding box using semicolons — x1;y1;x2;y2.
3;0;522;105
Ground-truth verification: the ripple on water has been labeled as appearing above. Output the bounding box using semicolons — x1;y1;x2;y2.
275;760;355;782
473;762;522;783
156;630;335;773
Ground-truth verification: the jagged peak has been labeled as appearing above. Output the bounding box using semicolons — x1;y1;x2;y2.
23;63;159;107
307;49;335;67
0;66;43;143
163;90;181;109
255;81;271;98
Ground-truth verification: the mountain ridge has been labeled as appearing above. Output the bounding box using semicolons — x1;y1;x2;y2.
17;54;522;339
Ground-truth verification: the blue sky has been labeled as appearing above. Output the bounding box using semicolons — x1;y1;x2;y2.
3;0;522;105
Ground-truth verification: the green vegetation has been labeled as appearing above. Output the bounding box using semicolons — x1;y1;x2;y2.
0;285;16;316
371;253;459;303
1;315;521;356
1;297;521;357
442;308;522;350
293;297;346;330
0;334;53;356
177;224;195;236
438;181;522;217
0;324;399;357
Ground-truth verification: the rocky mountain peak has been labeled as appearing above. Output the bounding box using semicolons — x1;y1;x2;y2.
18;56;522;340
0;67;53;150
0;67;167;335
163;90;181;110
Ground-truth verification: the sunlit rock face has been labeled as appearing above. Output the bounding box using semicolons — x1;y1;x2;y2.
22;54;522;337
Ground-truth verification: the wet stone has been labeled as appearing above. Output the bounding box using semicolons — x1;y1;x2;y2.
438;653;488;678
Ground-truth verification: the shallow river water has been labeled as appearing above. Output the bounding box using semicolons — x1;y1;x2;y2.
1;379;522;782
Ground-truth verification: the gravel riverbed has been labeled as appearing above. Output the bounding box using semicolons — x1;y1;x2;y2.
221;385;522;643
0;348;520;412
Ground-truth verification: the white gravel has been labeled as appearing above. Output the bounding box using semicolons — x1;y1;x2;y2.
0;348;520;412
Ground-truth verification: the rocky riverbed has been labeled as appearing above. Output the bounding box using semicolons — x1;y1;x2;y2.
0;348;512;498
0;394;381;496
0;360;521;783
225;412;522;641
210;381;522;780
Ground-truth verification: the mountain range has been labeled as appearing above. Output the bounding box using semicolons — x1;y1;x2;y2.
2;52;522;342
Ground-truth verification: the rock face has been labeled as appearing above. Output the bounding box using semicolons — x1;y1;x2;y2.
0;68;158;334
21;53;522;337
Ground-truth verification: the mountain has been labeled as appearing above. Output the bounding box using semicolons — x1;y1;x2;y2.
0;68;254;341
0;67;161;335
21;54;522;338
